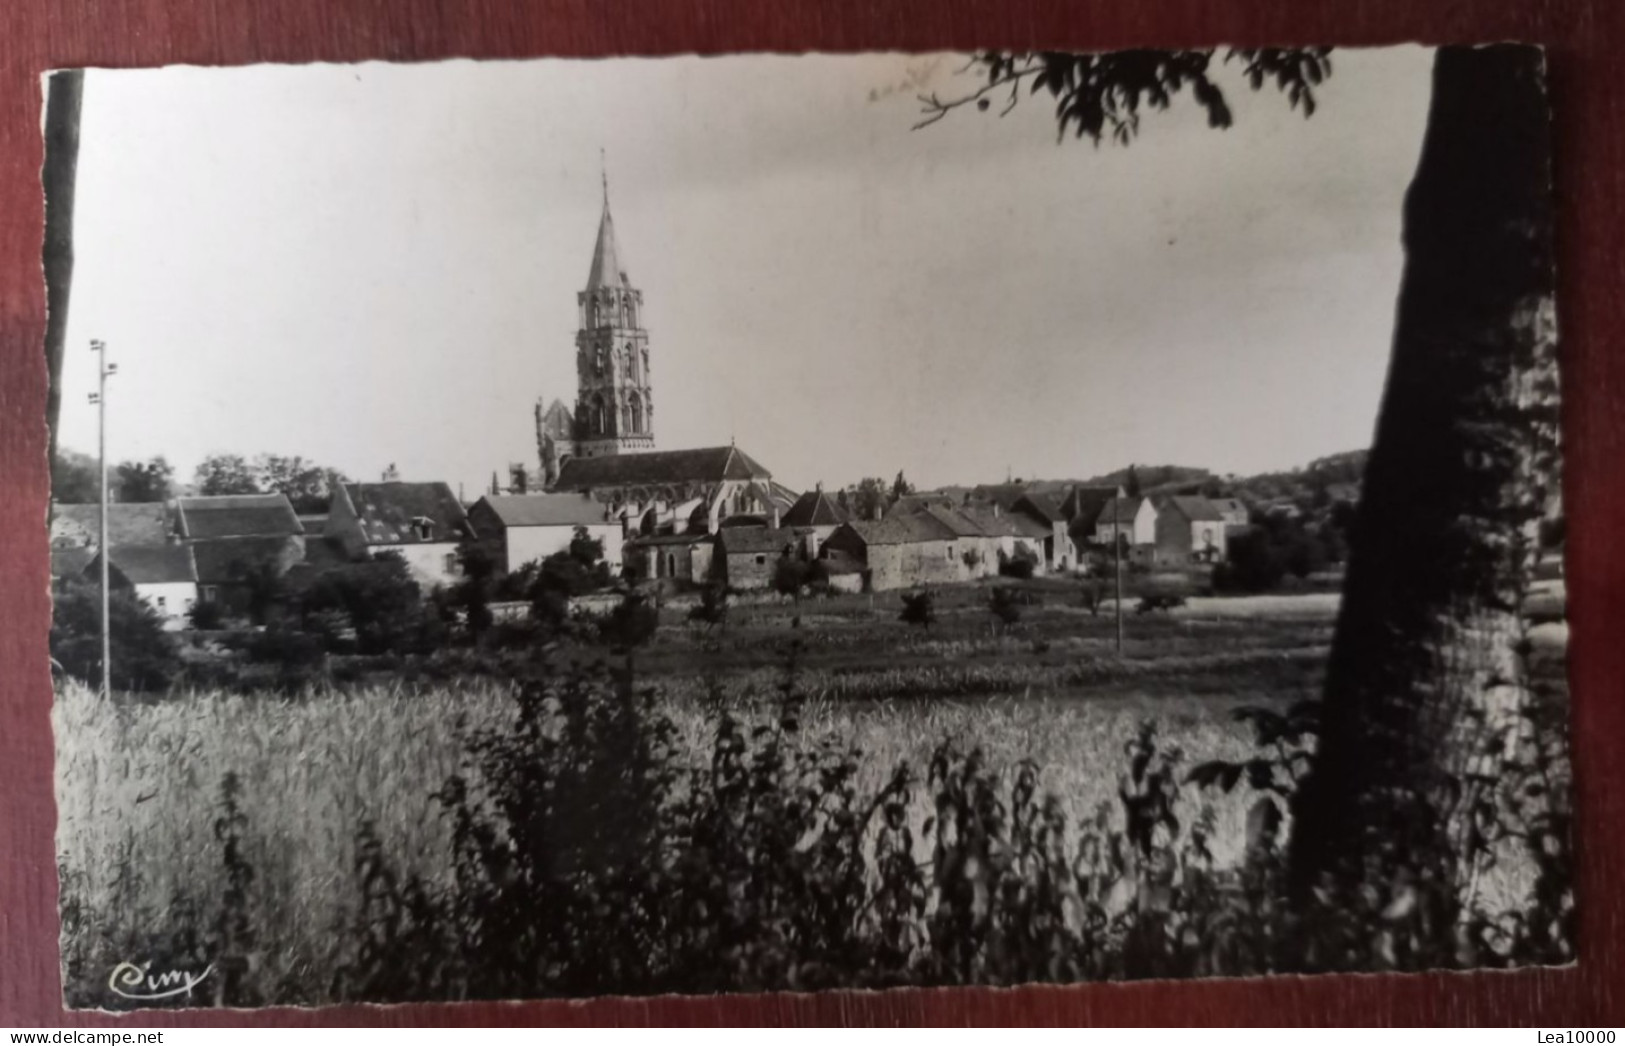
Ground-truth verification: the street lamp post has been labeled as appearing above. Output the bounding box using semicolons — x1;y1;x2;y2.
89;339;115;698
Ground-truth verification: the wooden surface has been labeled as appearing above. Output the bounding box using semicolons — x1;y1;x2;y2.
2;0;1621;1027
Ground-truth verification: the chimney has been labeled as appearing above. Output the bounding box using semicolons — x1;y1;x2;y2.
994;503;1001;518
772;502;781;529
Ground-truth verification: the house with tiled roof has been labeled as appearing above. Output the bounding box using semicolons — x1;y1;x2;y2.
467;492;623;574
821;510;989;592
50;502;172;553
1153;495;1229;563
623;531;716;586
714;526;804;590
1010;493;1078;573
1088;495;1158;549
175;493;304;541
1210;497;1250;528
326;481;474;587
84;544;199;630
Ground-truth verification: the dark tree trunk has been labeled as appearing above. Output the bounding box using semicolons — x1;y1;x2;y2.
42;68;86;520
1288;45;1559;945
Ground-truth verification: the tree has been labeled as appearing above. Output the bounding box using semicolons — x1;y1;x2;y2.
255;454;344;513
1124;465;1142;499
195;454;261;496
988;586;1022;630
114;456;174;503
926;45;1562;929
453;542;499;639
891;470;915;501
50;575;178;692
851;477;889;521
51;447;99;503
688;581;730;630
297;551;428;655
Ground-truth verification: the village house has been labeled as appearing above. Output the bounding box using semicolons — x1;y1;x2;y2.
714;527;804;591
1210;497;1250;528
325;481;474;588
1009;493;1077;573
779;484;850;555
84;545;199;630
466;492;623;574
175;493;304;542
1153;495;1229;563
821;511;987;593
191;535;307;615
1086;495;1158;550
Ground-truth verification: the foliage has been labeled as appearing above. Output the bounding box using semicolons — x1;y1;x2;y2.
115;456;174;503
50;575;179;692
296;551;434;655
687;581;730;630
187;598;226;631
988;586;1023;628
850;477;890;522
52;447;100;503
1135;594;1186;615
255;454;346;513
595;591;660;650
999;546;1037;579
898;590;936;629
1212;529;1287;593
891;470;915;501
194;454;261;497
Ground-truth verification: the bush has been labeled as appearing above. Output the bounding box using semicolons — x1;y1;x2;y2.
595;590;659;650
1135;593;1186;615
297;551;432;655
1212;529;1286;593
898;589;936;628
999;546;1038;579
50;576;179;692
988;586;1022;628
187;599;226;631
687;582;730;629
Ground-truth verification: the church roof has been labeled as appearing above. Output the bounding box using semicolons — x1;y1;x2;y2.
554;445;772;490
585;189;629;293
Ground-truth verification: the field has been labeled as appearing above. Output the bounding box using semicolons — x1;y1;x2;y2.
56;577;1339;1002
54;576;1572;1003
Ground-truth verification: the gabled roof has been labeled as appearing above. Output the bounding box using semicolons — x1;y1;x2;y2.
477;493;609;528
93;544;197;586
1062;486;1124;527
967;483;1034;512
960;506;1023;538
50;502;171;549
1157;495;1225;523
1013;492;1067;526
340;482;471;545
1094;496;1149;526
192;536;301;585
176;494;303;540
553;445;771;490
840;513;956;547
917;504;989;538
537;399;575;441
716;527;799;555
782;488;850;528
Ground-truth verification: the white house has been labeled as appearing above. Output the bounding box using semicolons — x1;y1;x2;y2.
1090;495;1158;548
88;545;199;630
1153;495;1229;564
466;492;624;573
325;481;475;588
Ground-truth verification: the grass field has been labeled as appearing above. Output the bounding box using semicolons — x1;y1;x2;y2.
56;578;1343;1002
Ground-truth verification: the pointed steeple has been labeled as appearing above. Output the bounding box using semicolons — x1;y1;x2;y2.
585;154;628;292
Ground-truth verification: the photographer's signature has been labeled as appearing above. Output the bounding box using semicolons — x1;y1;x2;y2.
108;960;214;1001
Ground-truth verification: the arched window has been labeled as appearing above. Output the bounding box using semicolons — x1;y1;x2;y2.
628;392;643;435
591;394;607;435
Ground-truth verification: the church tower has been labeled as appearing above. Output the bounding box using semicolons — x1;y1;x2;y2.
571;166;653;459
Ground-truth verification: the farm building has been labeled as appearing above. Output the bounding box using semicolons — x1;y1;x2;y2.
1086;495;1158;549
84;545;199;630
821;511;989;592
1009;493;1077;572
467;492;623;573
326;481;474;588
715;527;803;590
1210;497;1249;528
191;535;306;617
1153;495;1229;563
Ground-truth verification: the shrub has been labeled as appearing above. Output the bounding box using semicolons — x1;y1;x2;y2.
1212;529;1286;593
988;586;1022;628
297;551;429;655
688;581;730;629
999;546;1037;579
50;576;179;692
1136;593;1186;615
187;599;226;631
898;590;936;628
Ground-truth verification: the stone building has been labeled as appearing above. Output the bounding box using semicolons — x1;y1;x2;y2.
551;443;793;537
536;167;655;485
715;527;802;591
466;492;622;574
1153;495;1229;563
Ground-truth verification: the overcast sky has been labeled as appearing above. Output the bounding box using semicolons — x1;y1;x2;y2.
58;47;1434;495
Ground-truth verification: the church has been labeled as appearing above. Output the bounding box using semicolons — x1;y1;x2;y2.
531;170;795;537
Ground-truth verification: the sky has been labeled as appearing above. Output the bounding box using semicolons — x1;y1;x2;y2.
58;47;1435;495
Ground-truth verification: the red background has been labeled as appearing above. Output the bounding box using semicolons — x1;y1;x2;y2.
2;0;1621;1027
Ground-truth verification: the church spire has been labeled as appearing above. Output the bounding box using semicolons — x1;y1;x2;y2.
585;153;627;292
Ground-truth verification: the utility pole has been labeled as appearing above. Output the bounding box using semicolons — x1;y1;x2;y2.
1112;496;1124;655
89;339;115;697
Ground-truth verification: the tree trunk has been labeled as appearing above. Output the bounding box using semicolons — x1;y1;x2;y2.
43;68;85;520
1288;44;1559;952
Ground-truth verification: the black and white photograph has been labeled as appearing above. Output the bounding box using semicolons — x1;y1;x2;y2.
43;43;1569;1008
